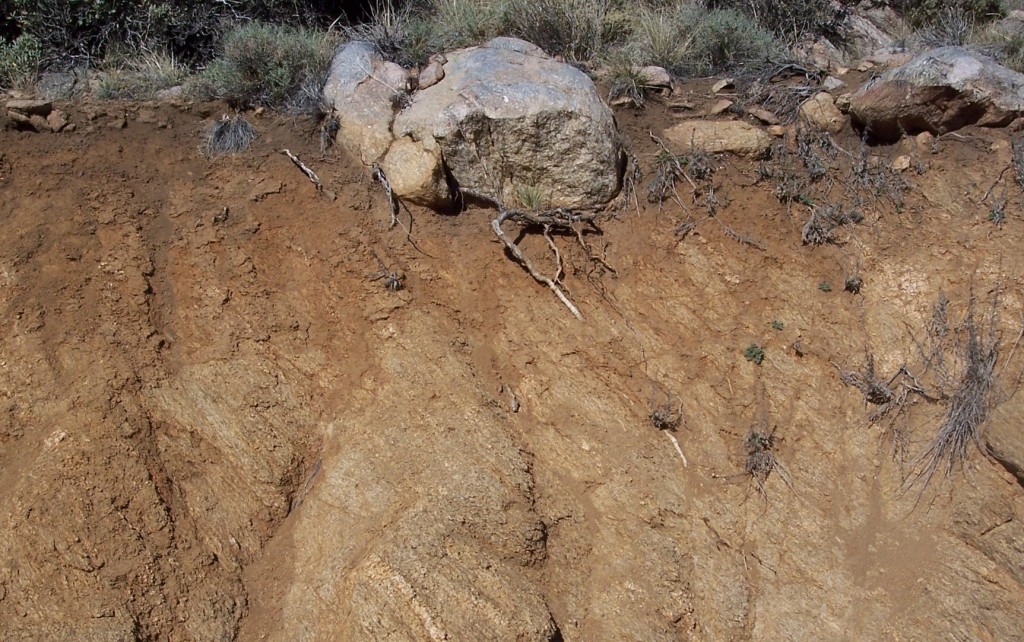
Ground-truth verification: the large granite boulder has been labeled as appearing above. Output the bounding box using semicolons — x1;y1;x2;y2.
325;37;623;209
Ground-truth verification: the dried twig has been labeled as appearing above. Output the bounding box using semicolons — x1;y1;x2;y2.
372;165;400;229
282;149;322;191
665;431;689;467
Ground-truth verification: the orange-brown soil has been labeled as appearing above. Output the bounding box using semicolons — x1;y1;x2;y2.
1;93;1023;641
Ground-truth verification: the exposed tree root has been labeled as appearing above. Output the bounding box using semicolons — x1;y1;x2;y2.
466;188;606;320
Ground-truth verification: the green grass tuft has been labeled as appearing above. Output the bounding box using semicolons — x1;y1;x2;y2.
189;22;339;110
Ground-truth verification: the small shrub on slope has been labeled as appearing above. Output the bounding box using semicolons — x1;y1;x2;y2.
190;22;338;110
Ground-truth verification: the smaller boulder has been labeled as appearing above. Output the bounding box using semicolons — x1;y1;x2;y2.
792;38;848;72
6;110;30;126
6;98;52;117
711;78;734;94
707;99;734;116
747;107;780;126
864;47;914;69
822;76;846;91
46;110;69;133
891;155;912;171
324;41;409;165
379;136;452;208
155;85;185;101
800;92;846;133
29;114;49;132
664;120;770;157
850;47;1024;141
639;66;672;91
418;60;445;90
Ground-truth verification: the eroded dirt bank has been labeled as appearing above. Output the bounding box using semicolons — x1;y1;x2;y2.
1;101;1023;641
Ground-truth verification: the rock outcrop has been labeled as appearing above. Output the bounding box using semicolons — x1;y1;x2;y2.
849;47;1024;141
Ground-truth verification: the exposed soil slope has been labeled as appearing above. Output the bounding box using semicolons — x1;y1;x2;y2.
1;96;1023;641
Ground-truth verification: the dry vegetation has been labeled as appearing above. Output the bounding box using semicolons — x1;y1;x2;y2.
4;0;1023;103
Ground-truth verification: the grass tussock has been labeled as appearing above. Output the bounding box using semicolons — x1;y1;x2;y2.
345;1;442;67
204;115;258;156
94;50;186;100
605;53;657;106
974;17;1024;72
624;4;783;77
892;0;1003;30
189;22;339;111
502;0;609;62
703;0;850;43
431;0;506;51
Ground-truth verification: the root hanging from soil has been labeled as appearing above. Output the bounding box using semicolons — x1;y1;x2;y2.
466;188;609;320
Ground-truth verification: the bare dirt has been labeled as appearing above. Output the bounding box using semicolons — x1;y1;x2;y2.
1;91;1023;641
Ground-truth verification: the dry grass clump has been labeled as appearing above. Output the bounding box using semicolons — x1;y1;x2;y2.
430;0;506;51
345;1;443;67
625;4;783;77
605;52;660;106
502;0;609;63
203;115;258;157
974;18;1024;72
914;5;978;47
906;293;1003;492
94;50;185;100
891;0;1003;30
703;0;850;42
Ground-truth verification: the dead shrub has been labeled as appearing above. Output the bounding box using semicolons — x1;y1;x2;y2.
908;293;1002;491
845;143;908;212
737;62;824;126
648;147;718;207
801;204;863;245
744;426;791;497
837;356;928;461
650;398;683;431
